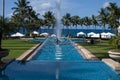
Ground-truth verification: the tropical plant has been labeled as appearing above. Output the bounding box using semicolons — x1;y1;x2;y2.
71;15;80;33
91;15;98;30
106;2;120;34
43;11;55;33
83;16;91;29
12;0;31;32
109;35;120;49
98;8;109;32
62;13;72;36
79;18;84;29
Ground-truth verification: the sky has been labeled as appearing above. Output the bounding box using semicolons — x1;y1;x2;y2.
0;0;120;18
0;0;120;29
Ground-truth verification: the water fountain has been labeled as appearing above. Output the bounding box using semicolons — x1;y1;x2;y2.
55;0;61;39
55;0;62;79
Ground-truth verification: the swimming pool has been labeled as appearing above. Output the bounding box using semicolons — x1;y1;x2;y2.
32;38;84;61
2;61;120;80
0;37;120;80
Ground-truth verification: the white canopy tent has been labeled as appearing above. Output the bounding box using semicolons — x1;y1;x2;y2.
11;32;24;37
87;32;96;37
32;31;39;35
77;32;86;37
101;32;115;39
91;34;100;38
51;34;56;37
40;32;49;37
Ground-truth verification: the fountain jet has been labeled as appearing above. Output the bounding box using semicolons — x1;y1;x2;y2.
55;0;61;39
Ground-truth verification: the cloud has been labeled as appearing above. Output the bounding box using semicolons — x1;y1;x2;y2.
6;13;13;18
103;2;110;8
29;0;55;15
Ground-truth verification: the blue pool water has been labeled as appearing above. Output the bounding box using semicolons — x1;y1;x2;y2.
31;38;46;42
32;38;84;60
2;61;120;80
0;37;120;80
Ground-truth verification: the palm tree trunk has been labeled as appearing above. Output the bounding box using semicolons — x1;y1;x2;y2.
76;25;77;37
67;27;69;37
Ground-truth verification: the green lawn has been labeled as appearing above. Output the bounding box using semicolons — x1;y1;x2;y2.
2;39;38;59
78;40;115;60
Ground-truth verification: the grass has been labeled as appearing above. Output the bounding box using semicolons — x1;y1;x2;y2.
78;40;116;60
1;39;38;59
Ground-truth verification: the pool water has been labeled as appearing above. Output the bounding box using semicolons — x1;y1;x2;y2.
2;61;120;80
0;37;120;80
32;38;84;61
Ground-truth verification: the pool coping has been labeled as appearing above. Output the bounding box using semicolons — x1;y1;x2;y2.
102;58;120;72
74;43;99;61
16;43;41;61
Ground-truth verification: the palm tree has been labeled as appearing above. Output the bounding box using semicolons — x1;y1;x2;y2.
98;8;109;32
79;18;84;29
62;13;72;36
91;15;98;30
25;7;40;35
12;0;31;32
43;11;55;33
106;2;120;34
83;16;91;29
71;15;80;34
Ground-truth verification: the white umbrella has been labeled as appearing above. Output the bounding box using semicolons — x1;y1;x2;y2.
32;31;39;34
87;32;96;37
77;32;85;37
40;32;49;37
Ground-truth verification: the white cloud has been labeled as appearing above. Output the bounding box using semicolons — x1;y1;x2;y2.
103;2;110;8
29;0;55;15
6;13;13;18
